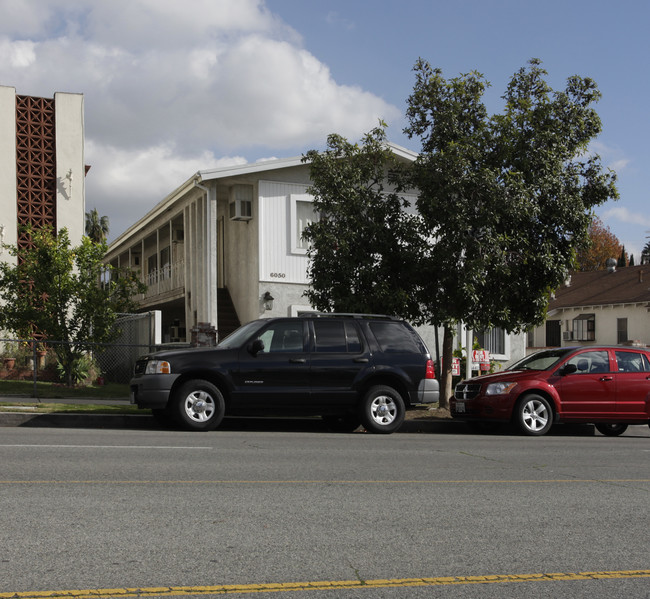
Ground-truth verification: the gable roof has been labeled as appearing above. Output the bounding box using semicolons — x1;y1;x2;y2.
549;265;650;309
197;141;418;181
107;142;419;250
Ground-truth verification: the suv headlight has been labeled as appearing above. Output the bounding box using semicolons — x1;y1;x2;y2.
485;382;517;395
145;360;171;375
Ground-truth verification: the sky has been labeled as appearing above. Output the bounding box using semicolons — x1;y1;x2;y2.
1;0;648;258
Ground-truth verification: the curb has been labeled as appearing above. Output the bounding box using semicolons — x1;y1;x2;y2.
0;412;161;429
0;411;459;433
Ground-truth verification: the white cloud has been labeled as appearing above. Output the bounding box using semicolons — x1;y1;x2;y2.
602;206;650;228
0;0;400;238
0;40;37;67
85;140;247;240
590;140;630;173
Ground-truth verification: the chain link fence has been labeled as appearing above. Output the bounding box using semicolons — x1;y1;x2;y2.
1;312;184;396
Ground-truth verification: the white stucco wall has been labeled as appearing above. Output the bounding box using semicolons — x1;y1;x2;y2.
532;304;650;350
55;92;85;244
0;86;17;262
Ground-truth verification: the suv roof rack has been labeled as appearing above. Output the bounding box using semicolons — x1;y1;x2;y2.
299;312;399;320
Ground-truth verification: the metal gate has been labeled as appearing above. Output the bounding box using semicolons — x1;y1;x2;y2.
95;311;160;384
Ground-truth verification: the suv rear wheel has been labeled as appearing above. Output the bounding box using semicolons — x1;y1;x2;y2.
174;379;225;431
360;385;405;434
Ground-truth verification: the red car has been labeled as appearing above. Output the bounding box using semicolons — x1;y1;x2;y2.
451;346;650;436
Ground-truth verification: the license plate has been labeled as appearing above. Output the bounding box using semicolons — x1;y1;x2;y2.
455;401;465;413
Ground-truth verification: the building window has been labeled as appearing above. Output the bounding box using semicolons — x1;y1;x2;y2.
475;328;506;356
572;314;595;341
545;320;561;347
617;318;628;344
290;194;319;254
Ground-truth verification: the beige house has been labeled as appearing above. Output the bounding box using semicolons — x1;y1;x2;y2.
105;147;526;368
528;264;650;350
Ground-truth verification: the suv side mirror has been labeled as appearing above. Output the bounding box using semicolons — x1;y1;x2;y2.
249;339;265;356
560;363;577;376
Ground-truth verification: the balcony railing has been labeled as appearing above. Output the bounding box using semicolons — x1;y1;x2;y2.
144;260;185;298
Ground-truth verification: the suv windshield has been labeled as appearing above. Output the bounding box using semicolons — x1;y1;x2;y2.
506;348;573;371
217;320;266;349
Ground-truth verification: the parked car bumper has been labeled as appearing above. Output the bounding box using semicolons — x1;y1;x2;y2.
130;374;181;409
417;379;440;404
450;395;513;420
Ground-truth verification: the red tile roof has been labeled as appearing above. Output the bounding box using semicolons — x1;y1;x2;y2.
549;265;650;309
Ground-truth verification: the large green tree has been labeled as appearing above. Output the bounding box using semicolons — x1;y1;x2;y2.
302;126;424;320
303;59;618;408
403;58;618;403
0;227;145;385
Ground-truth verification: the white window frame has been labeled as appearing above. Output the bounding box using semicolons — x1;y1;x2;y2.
475;327;510;361
573;314;595;341
290;194;318;255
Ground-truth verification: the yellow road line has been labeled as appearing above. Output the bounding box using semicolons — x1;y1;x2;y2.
2;570;650;598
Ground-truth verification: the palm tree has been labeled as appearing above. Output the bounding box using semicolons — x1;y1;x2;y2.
85;208;109;243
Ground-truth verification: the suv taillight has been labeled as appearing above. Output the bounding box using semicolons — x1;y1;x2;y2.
425;359;435;379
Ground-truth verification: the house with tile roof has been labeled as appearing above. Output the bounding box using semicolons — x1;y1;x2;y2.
528;263;650;350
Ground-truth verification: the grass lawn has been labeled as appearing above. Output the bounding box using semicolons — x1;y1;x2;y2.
0;401;142;414
0;379;140;413
0;379;130;400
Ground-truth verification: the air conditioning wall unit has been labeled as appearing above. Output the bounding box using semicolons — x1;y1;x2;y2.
562;331;573;341
229;184;253;221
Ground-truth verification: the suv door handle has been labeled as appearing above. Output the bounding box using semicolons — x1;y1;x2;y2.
599;376;613;381
289;358;306;364
354;358;369;363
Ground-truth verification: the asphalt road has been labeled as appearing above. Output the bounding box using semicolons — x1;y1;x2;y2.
1;423;649;599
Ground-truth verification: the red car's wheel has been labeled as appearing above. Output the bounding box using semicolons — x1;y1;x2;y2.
595;423;628;436
514;394;553;436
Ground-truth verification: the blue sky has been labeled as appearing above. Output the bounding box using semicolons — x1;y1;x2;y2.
267;0;650;259
1;0;648;258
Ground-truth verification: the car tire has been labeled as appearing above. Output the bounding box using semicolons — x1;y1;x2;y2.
514;394;553;436
595;423;628;436
322;414;362;433
359;385;405;434
174;379;225;431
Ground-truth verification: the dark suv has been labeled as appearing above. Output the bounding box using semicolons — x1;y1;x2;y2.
130;314;439;433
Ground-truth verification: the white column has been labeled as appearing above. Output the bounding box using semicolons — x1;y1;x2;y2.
465;326;473;379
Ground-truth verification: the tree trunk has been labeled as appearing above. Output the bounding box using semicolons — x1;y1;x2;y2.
438;325;455;409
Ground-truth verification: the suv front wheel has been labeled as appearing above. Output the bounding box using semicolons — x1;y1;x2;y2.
174;379;225;431
360;385;405;434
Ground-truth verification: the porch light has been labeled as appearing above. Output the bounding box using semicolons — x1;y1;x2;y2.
263;291;274;311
